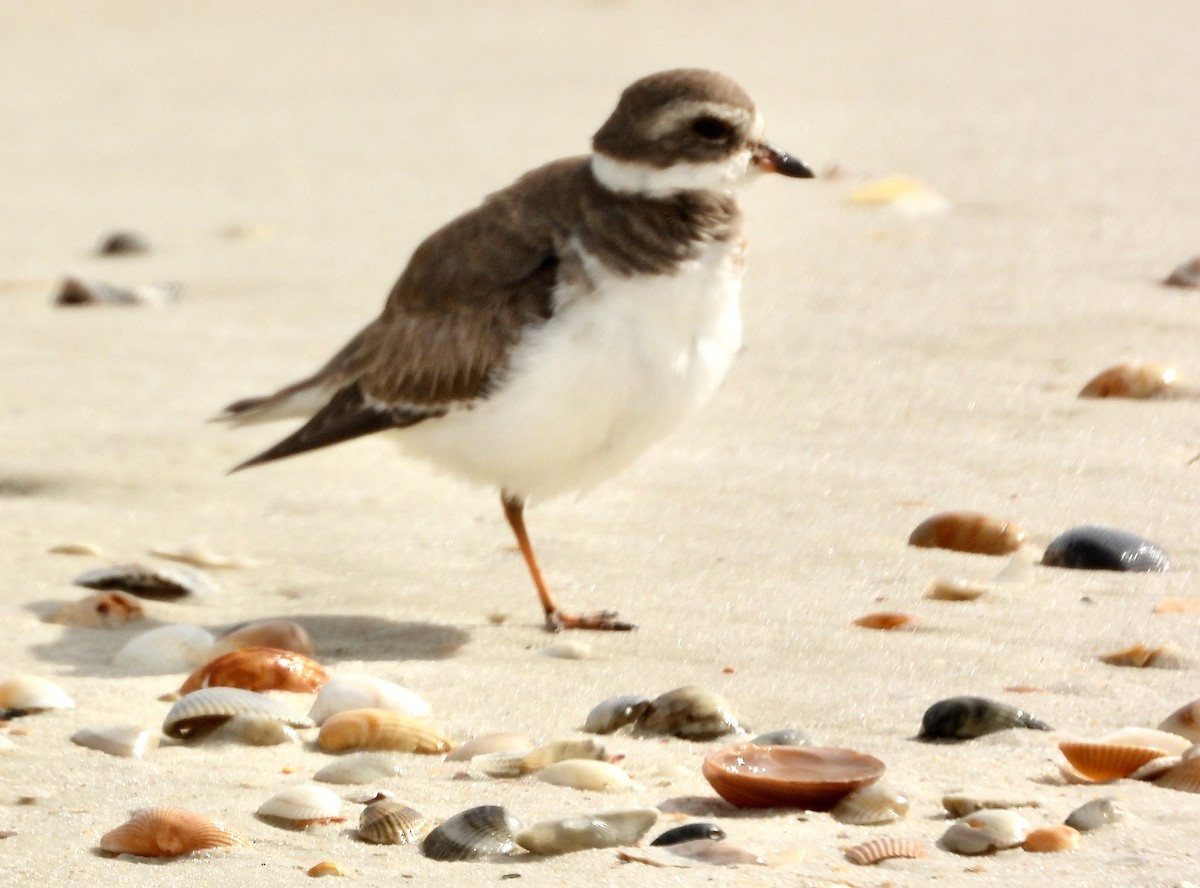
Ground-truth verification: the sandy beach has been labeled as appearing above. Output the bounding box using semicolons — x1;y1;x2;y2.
3;1;1200;885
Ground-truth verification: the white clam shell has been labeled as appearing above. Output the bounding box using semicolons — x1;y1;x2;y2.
308;674;430;725
941;810;1030;855
112;624;215;675
71;725;157;758
314;753;404;785
538;759;631;792
1099;727;1192;755
256;784;345;826
0;674;75;712
516;808;658;854
830;783;910;825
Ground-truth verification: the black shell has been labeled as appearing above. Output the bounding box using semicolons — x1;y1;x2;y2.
650;822;727;846
917;696;1051;741
1041;526;1168;572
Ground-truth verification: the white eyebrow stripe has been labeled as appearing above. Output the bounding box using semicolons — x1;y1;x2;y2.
646;101;753;138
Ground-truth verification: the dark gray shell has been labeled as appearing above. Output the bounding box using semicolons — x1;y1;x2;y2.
96;231;151;256
1041;526;1168;572
749;728;812;747
650;822;726;846
421;805;522;861
918;696;1051;741
73;562;217;599
582;694;651;734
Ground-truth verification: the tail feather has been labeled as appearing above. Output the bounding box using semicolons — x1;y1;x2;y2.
213;379;331;426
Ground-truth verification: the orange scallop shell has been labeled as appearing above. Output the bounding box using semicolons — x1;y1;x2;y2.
908;512;1025;555
178;647;329;695
853;612;916;631
1021;825;1081;853
1155;756;1200;794
209;619;314;658
702;744;885;810
99;806;249;857
845;836;927;865
317;708;455;755
1058;740;1169;782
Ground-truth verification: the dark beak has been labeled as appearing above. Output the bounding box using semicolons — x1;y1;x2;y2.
754;142;815;178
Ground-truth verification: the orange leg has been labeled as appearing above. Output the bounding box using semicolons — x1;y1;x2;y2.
501;492;634;632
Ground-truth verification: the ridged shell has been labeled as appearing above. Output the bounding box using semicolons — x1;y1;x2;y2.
71;725;157;758
516;808;658;855
1078;362;1178;399
853;611;916;630
1022;825;1081;852
51;591;145;628
1155;756;1200;793
163;687;314;739
444;733;533;762
918;696;1051;740
537;759;631;792
99;806;248;857
1064;796;1125;831
422;805;522;861
940;810;1030;855
74;562;217;599
314;752;404;784
0;674;75;712
908;512;1024;555
113;624;215;675
650;822;726;846
179;647;328;695
473;738;606;777
638;686;744;740
1158;699;1200;741
1043;526;1169;572
1059;740;1169;782
357;799;430;845
845;836;927;865
703;744;885;810
257;785;345;826
830;783;910;825
209;619;313;658
317;708;454;754
583;695;651;734
308;674;430;725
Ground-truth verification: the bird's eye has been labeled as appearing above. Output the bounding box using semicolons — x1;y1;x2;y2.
691;116;731;140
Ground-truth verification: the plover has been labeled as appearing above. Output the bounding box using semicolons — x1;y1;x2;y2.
218;68;812;631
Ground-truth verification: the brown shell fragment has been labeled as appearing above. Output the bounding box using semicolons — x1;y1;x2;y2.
1058;740;1170;782
1078;362;1178;399
1021;825;1081;853
1098;643;1185;669
317;708;455;754
908;512;1025;555
99;806;249;857
51;592;145;628
179;647;328;695
845;836;927;865
853;611;916;631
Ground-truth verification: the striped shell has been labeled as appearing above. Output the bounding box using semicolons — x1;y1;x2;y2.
357;800;430;845
256;785;345;827
74;562;218;599
209;619;313;657
71;725;157;758
1078;362;1178;399
314;752;404;785
908;511;1025;555
317;708;454;754
845;836;927;865
1058;740;1171;782
113;624;215;675
422;805;522;861
51;591;145;628
515;808;658;855
1158;698;1200;741
308;674;430;725
99;806;249;857
537;759;631;792
179;647;328;695
1022;825;1081;852
1155;756;1200;793
163;687;314;739
0;674;75;712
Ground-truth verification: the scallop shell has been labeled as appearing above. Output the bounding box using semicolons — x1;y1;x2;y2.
1022;825;1081;852
845;836;927;865
317;708;454;754
940;810;1030;855
583;694;651;734
830;783;910;825
750;728;812;747
1097;642;1185;669
650;823;727;846
306;860;346;877
308;674;430;725
51;591;145;628
1164;255;1200;288
918;696;1051;740
163;686;314;739
257;785;345;827
357;799;430;845
1155;756;1200;793
71;725;157;758
0;674;75;713
1078;362;1178;399
925;577;988;601
1158;698;1200;741
473;737;606;777
315;752;404;784
113;624;215;675
1064;796;1126;831
538;759;631;792
179;647;328;695
444;733;533;762
516;808;658;855
209;619;313;657
74;562;217;599
853;611;916;630
422;805;522;861
703;744;885;810
1058;740;1169;782
908;511;1025;555
99;806;249;857
638;686;744;740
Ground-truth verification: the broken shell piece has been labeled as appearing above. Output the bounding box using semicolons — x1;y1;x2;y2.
942;793;1044;818
71;725;157;758
540;640;590;660
918;696;1051;740
51;591;144;628
179;647;328;695
315;752;404;785
1058;740;1170;782
149;542;255;570
638;686;744;740
257;785;345;828
926;577;988;601
163;686;313;739
537;759;631;792
516;808;658;855
583;694;651;734
48;542;105;557
357;799;430;845
1064;796;1126;831
831;782;909;825
666;838;768;866
113;624;215;675
650;822;726;846
209;619;314;657
1164;255;1200;288
1098;642;1185;669
0;674;75;714
940;810;1030;855
54;276;179;307
1078;362;1178;399
1158;698;1200;741
908;511;1024;555
1042;526;1169;572
444;733;533;762
1022;825;1081;852
99;806;248;857
703;744;885;810
306;860;346;878
853;611;915;630
317;708;454;754
1155;756;1200;794
308;674;430;725
845;836;927;865
74;562;217;599
422;805;522;861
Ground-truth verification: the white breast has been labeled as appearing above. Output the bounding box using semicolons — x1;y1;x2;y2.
395;239;744;500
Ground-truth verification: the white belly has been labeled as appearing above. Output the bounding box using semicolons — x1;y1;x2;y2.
395;240;744;500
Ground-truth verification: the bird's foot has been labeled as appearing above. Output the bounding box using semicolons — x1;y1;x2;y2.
544;609;636;632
